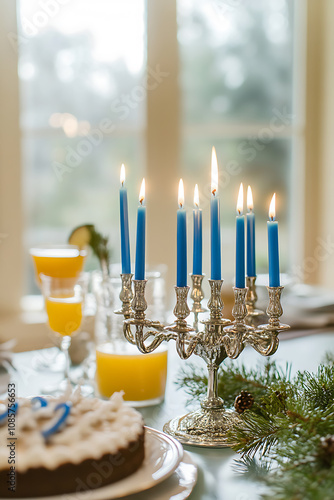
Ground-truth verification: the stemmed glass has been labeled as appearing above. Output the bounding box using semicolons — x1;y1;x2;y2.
30;244;87;284
30;244;87;372
40;273;89;393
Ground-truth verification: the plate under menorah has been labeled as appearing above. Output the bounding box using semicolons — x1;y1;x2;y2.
119;273;289;448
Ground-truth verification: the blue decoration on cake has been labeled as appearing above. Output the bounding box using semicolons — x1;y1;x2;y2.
42;402;72;440
31;396;48;409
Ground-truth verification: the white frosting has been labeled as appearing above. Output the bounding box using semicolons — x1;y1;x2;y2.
0;390;143;473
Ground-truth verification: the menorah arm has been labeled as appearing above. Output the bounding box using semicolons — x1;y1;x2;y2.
123;320;137;345
175;331;200;360
242;286;289;356
123;318;176;354
244;329;279;356
221;332;244;359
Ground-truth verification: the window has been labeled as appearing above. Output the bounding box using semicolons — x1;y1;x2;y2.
18;0;146;293
178;0;301;280
17;0;303;295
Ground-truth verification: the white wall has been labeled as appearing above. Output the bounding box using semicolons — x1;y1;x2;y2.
0;1;23;315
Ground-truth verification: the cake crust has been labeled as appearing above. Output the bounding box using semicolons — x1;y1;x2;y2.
0;429;145;498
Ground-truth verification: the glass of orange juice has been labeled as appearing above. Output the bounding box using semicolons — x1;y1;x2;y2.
95;341;168;406
41;273;89;390
94;269;168;406
30;244;87;286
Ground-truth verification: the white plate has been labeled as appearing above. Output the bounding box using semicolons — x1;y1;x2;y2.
122;451;197;500
4;427;184;500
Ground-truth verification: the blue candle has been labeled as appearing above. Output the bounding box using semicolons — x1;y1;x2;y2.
177;179;187;287
193;184;202;276
119;164;131;274
235;183;245;288
210;147;221;280
268;193;280;287
246;185;256;277
135;179;146;280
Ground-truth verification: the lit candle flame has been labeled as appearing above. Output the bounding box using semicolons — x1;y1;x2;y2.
237;183;243;215
269;193;276;220
247;185;253;212
178;179;185;208
211;147;218;196
139;178;145;205
194;184;199;208
120;163;125;186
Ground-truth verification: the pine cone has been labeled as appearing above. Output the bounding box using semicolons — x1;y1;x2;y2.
319;436;334;467
234;391;254;414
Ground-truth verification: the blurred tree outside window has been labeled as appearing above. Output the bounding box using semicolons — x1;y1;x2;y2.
178;0;298;281
18;0;146;293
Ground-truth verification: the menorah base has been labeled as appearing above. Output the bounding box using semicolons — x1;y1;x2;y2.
163;406;241;448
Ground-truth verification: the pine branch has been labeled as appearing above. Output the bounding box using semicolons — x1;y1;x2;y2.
233;456;271;480
175;363;207;404
228;409;280;457
176;358;292;408
176;353;334;499
322;352;334;366
299;365;334;411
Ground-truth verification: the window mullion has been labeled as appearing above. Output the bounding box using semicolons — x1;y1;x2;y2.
146;0;180;297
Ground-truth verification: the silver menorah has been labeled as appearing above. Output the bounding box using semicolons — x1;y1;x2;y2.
119;272;289;448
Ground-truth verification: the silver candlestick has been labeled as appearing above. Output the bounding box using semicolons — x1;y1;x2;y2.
121;275;290;448
190;274;207;332
245;276;265;327
114;273;133;319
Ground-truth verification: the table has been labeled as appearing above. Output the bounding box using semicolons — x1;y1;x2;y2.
8;329;334;500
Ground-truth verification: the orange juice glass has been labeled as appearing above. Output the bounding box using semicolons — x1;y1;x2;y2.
30;244;86;285
45;295;83;336
41;273;88;389
96;341;168;406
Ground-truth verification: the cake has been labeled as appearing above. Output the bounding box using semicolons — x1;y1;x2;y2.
0;388;145;497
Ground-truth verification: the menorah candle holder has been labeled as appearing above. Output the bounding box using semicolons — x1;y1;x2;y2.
114;273;133;319
121;273;290;448
245;276;265;327
190;274;207;332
